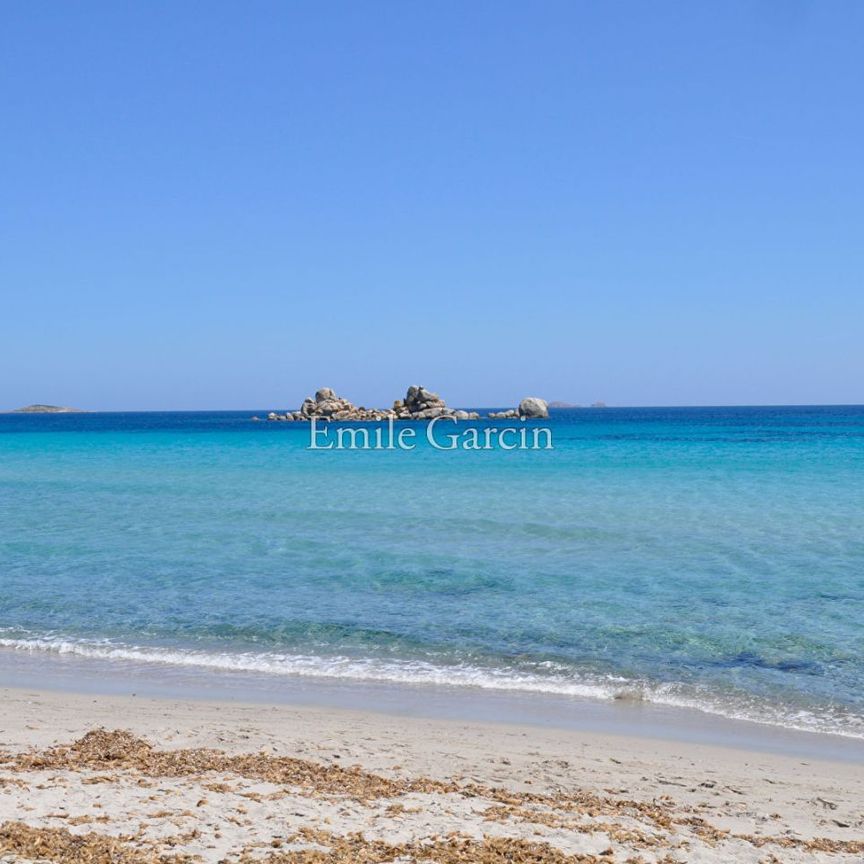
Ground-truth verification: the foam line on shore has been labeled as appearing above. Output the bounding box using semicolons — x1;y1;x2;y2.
1;633;862;740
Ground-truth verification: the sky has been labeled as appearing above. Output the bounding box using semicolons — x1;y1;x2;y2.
2;1;862;410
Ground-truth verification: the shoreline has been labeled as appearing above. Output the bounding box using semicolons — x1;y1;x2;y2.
2;646;863;765
2;685;864;862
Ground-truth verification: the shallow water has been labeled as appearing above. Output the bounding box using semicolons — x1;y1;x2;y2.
1;406;863;738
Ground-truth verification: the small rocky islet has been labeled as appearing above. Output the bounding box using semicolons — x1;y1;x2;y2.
11;404;84;413
258;386;549;422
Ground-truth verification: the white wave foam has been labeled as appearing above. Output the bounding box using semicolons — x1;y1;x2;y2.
1;634;862;740
0;634;619;698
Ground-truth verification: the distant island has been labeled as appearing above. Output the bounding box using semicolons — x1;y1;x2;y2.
10;404;84;414
548;401;580;408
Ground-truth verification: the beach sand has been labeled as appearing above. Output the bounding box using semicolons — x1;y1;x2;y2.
1;686;862;863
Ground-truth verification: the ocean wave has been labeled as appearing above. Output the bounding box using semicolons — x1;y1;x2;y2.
2;633;862;740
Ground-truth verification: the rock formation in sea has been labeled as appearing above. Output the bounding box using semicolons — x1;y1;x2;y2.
518;397;549;418
267;387;391;422
488;398;549;420
265;386;480;421
394;386;479;420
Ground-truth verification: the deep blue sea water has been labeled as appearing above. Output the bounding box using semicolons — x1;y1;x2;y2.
1;407;863;738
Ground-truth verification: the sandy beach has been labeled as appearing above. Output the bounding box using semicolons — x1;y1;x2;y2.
1;686;862;863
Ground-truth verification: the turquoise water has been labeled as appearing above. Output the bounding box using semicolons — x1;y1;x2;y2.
1;407;863;737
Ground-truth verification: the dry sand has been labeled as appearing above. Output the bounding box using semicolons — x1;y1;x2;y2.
0;686;862;863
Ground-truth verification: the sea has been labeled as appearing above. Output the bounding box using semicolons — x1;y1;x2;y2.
1;406;863;746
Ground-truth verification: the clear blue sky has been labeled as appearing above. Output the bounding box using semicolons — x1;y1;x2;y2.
2;1;862;410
